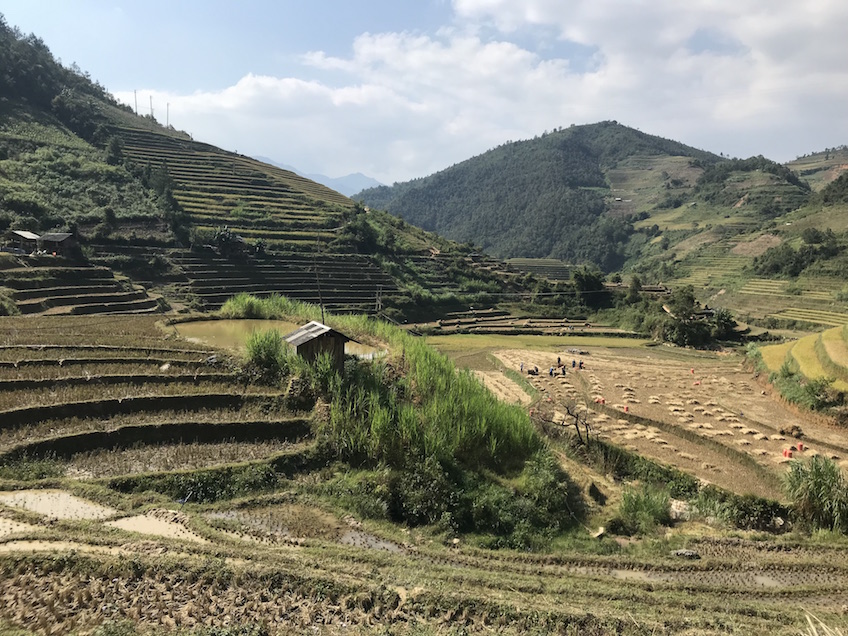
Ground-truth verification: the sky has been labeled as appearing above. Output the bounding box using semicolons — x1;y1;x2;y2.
3;1;848;184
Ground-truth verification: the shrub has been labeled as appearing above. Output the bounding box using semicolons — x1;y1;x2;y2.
692;485;788;531
785;456;848;532
612;484;671;535
0;287;19;316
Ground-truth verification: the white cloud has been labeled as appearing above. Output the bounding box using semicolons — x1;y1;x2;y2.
119;2;848;183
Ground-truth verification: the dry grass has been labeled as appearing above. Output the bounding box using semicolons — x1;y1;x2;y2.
0;405;283;452
67;440;300;478
0;381;267;412
791;335;848;391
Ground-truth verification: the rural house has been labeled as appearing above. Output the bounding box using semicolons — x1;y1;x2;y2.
38;232;77;256
284;321;351;372
5;230;40;253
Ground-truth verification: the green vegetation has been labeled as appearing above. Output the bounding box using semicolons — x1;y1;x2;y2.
358;121;721;271
611;483;671;535
785;456;848;532
601;284;738;347
220;294;580;547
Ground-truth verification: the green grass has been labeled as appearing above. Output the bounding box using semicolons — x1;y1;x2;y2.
612;483;671;536
785;455;848;532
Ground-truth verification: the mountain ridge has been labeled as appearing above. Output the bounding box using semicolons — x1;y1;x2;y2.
253;155;383;197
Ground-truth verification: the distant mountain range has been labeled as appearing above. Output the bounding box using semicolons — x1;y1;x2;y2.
356;121;848;275
253;156;383;197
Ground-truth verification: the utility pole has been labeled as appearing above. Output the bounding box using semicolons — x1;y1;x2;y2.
313;235;326;324
149;95;153;118
166;102;170;128
134;90;138;115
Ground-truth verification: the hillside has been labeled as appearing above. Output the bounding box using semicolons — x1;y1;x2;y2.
357;121;722;270
786;146;848;191
7;16;848;636
0;17;549;321
354;107;848;331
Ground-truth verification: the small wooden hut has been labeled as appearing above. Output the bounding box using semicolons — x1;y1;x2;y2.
38;232;76;256
6;230;39;253
284;321;351;373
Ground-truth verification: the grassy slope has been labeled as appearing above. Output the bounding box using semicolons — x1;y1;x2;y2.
0;100;172;241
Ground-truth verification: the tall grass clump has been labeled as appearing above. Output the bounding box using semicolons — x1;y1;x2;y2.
320;333;541;473
0;287;19;316
611;484;671;535
219;293;320;322
244;329;290;378
785;456;848;532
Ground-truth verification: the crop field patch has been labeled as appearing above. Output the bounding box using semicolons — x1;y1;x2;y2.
768;308;848;327
483;342;848;497
2;314;848;634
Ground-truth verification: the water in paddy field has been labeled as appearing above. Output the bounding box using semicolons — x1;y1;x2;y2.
174;319;384;358
174;319;301;351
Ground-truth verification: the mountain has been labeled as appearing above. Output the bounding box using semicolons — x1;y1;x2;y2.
0;17;545;321
253;156;383;197
356;121;723;271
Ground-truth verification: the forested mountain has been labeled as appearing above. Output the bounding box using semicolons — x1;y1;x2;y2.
357;122;723;271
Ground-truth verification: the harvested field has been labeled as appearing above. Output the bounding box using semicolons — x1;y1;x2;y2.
477;342;848;497
2;316;848;635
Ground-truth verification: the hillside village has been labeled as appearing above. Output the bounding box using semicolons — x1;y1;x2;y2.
2;14;848;636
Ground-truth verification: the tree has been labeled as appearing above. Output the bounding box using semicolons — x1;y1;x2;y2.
105;136;123;166
626;275;642;304
571;265;608;308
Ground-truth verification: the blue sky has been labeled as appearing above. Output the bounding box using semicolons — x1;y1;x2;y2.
3;1;848;184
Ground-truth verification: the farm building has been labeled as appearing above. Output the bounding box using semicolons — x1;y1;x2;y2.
284;321;351;372
5;230;39;253
39;232;77;256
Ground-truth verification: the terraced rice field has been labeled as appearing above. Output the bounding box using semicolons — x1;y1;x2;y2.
761;325;848;393
489;345;848;494
740;278;835;301
114;127;352;255
767;307;848;327
2;315;848;634
506;258;573;281
0;316;303;472
787;334;848;390
673;251;750;287
0;263;160;316
426;308;637;336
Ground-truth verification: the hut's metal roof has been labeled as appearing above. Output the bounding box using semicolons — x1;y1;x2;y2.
10;230;40;240
40;232;73;242
284;321;350;348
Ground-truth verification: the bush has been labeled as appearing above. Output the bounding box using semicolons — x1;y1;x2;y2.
692;485;788;531
612;484;671;535
785;456;848;532
0;287;19;316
